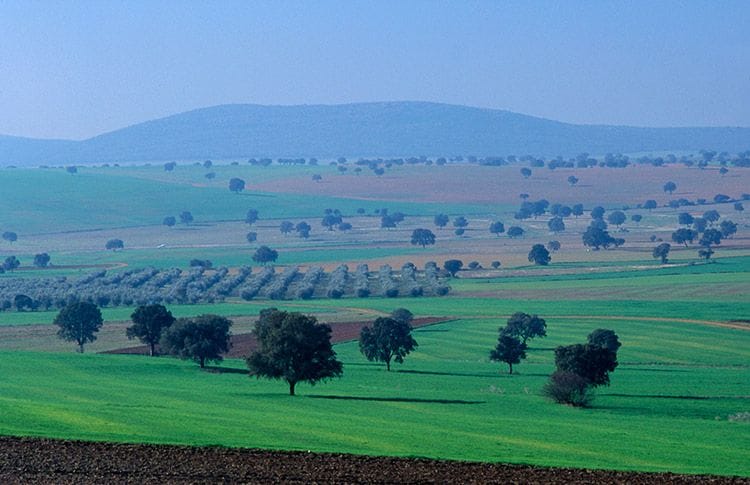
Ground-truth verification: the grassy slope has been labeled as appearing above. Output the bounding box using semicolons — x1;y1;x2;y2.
0;313;748;476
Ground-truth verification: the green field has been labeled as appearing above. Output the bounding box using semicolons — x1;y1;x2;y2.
1;162;749;476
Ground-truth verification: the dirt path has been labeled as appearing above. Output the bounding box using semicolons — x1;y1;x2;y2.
0;436;743;484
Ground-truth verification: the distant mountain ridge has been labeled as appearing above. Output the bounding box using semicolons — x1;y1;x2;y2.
1;102;748;165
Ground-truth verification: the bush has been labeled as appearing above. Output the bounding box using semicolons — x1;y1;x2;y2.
542;371;594;407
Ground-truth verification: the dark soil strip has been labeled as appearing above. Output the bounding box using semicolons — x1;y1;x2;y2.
1;436;745;484
104;317;450;359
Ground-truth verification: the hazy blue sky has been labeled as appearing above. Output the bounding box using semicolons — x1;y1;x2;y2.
1;1;748;139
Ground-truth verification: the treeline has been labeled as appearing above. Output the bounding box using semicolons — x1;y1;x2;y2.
0;263;450;312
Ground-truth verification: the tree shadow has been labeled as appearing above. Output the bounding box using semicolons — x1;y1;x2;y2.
599;393;746;401
203;366;249;375
397;369;502;379
307;395;485;405
616;367;690;373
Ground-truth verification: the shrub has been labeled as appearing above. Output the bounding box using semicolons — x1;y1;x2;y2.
542;371;594;407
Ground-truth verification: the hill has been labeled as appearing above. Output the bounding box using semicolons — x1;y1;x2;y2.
1;102;749;165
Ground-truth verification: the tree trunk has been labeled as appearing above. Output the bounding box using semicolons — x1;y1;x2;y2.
78;340;84;353
508;362;513;374
386;359;391;371
149;343;156;357
200;356;205;368
289;381;296;396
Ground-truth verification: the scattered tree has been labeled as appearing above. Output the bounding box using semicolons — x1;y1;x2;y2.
3;256;19;272
652;243;671;264
245;209;259;225
453;216;469;230
163;216;176;227
554;342;618;387
643;200;658;211
547;217;565;234
246;231;257;243
520;167;532;178
54;302;103;353
567;175;579;186
489;221;505;236
359;316;418;371
296;221;312;238
547;240;561;252
247;309;343;395
631;214;642;224
672;228;697;247
528;244;551;265
280;221;295;234
253;245;278;264
228;177;246;193
410;228;436;248
720;220;737;239
179;211;194;224
678;212;694;226
572;204;584;218
607;211;626;228
160;314;232;368
591;206;605;219
126;304;176;356
33;252;51;268
443;259;463;277
663;181;677;194
489;334;526;374
2;231;17;244
507;226;525;238
105;239;124;251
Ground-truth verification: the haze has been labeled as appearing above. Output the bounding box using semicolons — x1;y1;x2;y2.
1;0;749;140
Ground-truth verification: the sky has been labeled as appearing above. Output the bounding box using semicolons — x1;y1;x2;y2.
1;0;748;140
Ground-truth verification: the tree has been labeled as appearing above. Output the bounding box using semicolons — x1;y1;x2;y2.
228;177;246;193
678;212;694;226
163;161;176;171
410;228;436;248
105;239;124;251
587;329;621;353
507;226;524;238
390;307;414;325
698;247;714;260
246;231;257;243
54;302;103;353
179;211;194;224
434;213;449;229
453;216;469;229
567;175;579;186
380;215;397;229
245;209;259;225
582;225;616;250
631;214;642;224
703;210;720;225
547;240;561;252
279;221;294;234
295;221;311;238
253;245;278;264
489;334;526;374
66;165;78;174
528;244;551;265
734;202;744;212
312;173;322;182
443;259;463;277
359;316;418;371
591;206;605;219
160;314;232;368
503;312;547;344
607;211;626;228
720;220;737;238
203;160;213;169
204;172;216;180
542;370;593;407
14;294;34;311
672;228;697;247
3;256;19;272
33;252;51;268
321;213;342;231
127;304;176;356
489;221;505;236
2;231;17;244
643;200;658;211
652;242;671;264
520;167;532;178
572;204;584;218
692;217;708;233
547;217;565;234
163;216;176;227
247;309;343;395
663;181;677;194
554;342;618;387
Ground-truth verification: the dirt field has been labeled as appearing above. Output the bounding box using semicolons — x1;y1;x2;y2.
1;436;745;484
104;317;449;359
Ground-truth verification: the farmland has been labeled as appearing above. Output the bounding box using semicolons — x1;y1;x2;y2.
0;159;749;478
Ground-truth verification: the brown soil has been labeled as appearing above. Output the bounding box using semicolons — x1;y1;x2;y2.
1;436;745;484
104;317;449;359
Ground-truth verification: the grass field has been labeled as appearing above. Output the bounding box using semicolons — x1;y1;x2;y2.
1;161;749;476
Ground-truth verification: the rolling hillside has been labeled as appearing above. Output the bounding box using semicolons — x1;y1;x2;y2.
1;102;749;165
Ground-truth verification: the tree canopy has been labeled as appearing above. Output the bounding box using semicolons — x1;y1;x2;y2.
247;309;343;395
503;312;547;344
126;304;176;356
105;239;124;251
652;243;671;264
528;244;551;265
359;316;418;371
54;302;103;353
228;177;246;193
410;228;436;248
160;314;232;368
489;334;527;374
253;245;278;264
443;259;463;277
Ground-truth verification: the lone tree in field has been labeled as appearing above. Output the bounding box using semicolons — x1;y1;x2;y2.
33;253;51;268
179;211;194;224
246;231;257;243
528;244;551;266
279;221;295;234
643;199;658;211
489;333;527;374
54;302;103;353
507;226;525;238
160;314;232;368
247;309;343;395
163;216;176;227
433;213;449;229
554;340;619;387
443;259;463;277
295;221;311;238
504;312;547;345
489;221;505;236
567;175;579;186
245;209;259;225
663;181;677;194
126;304;176;356
411;228;436;248
253;245;278;264
228;177;246;193
652;243;671;264
359;316;418;371
105;239;124;251
453;216;469;230
520;167;532;179
2;231;17;244
607;211;626;229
